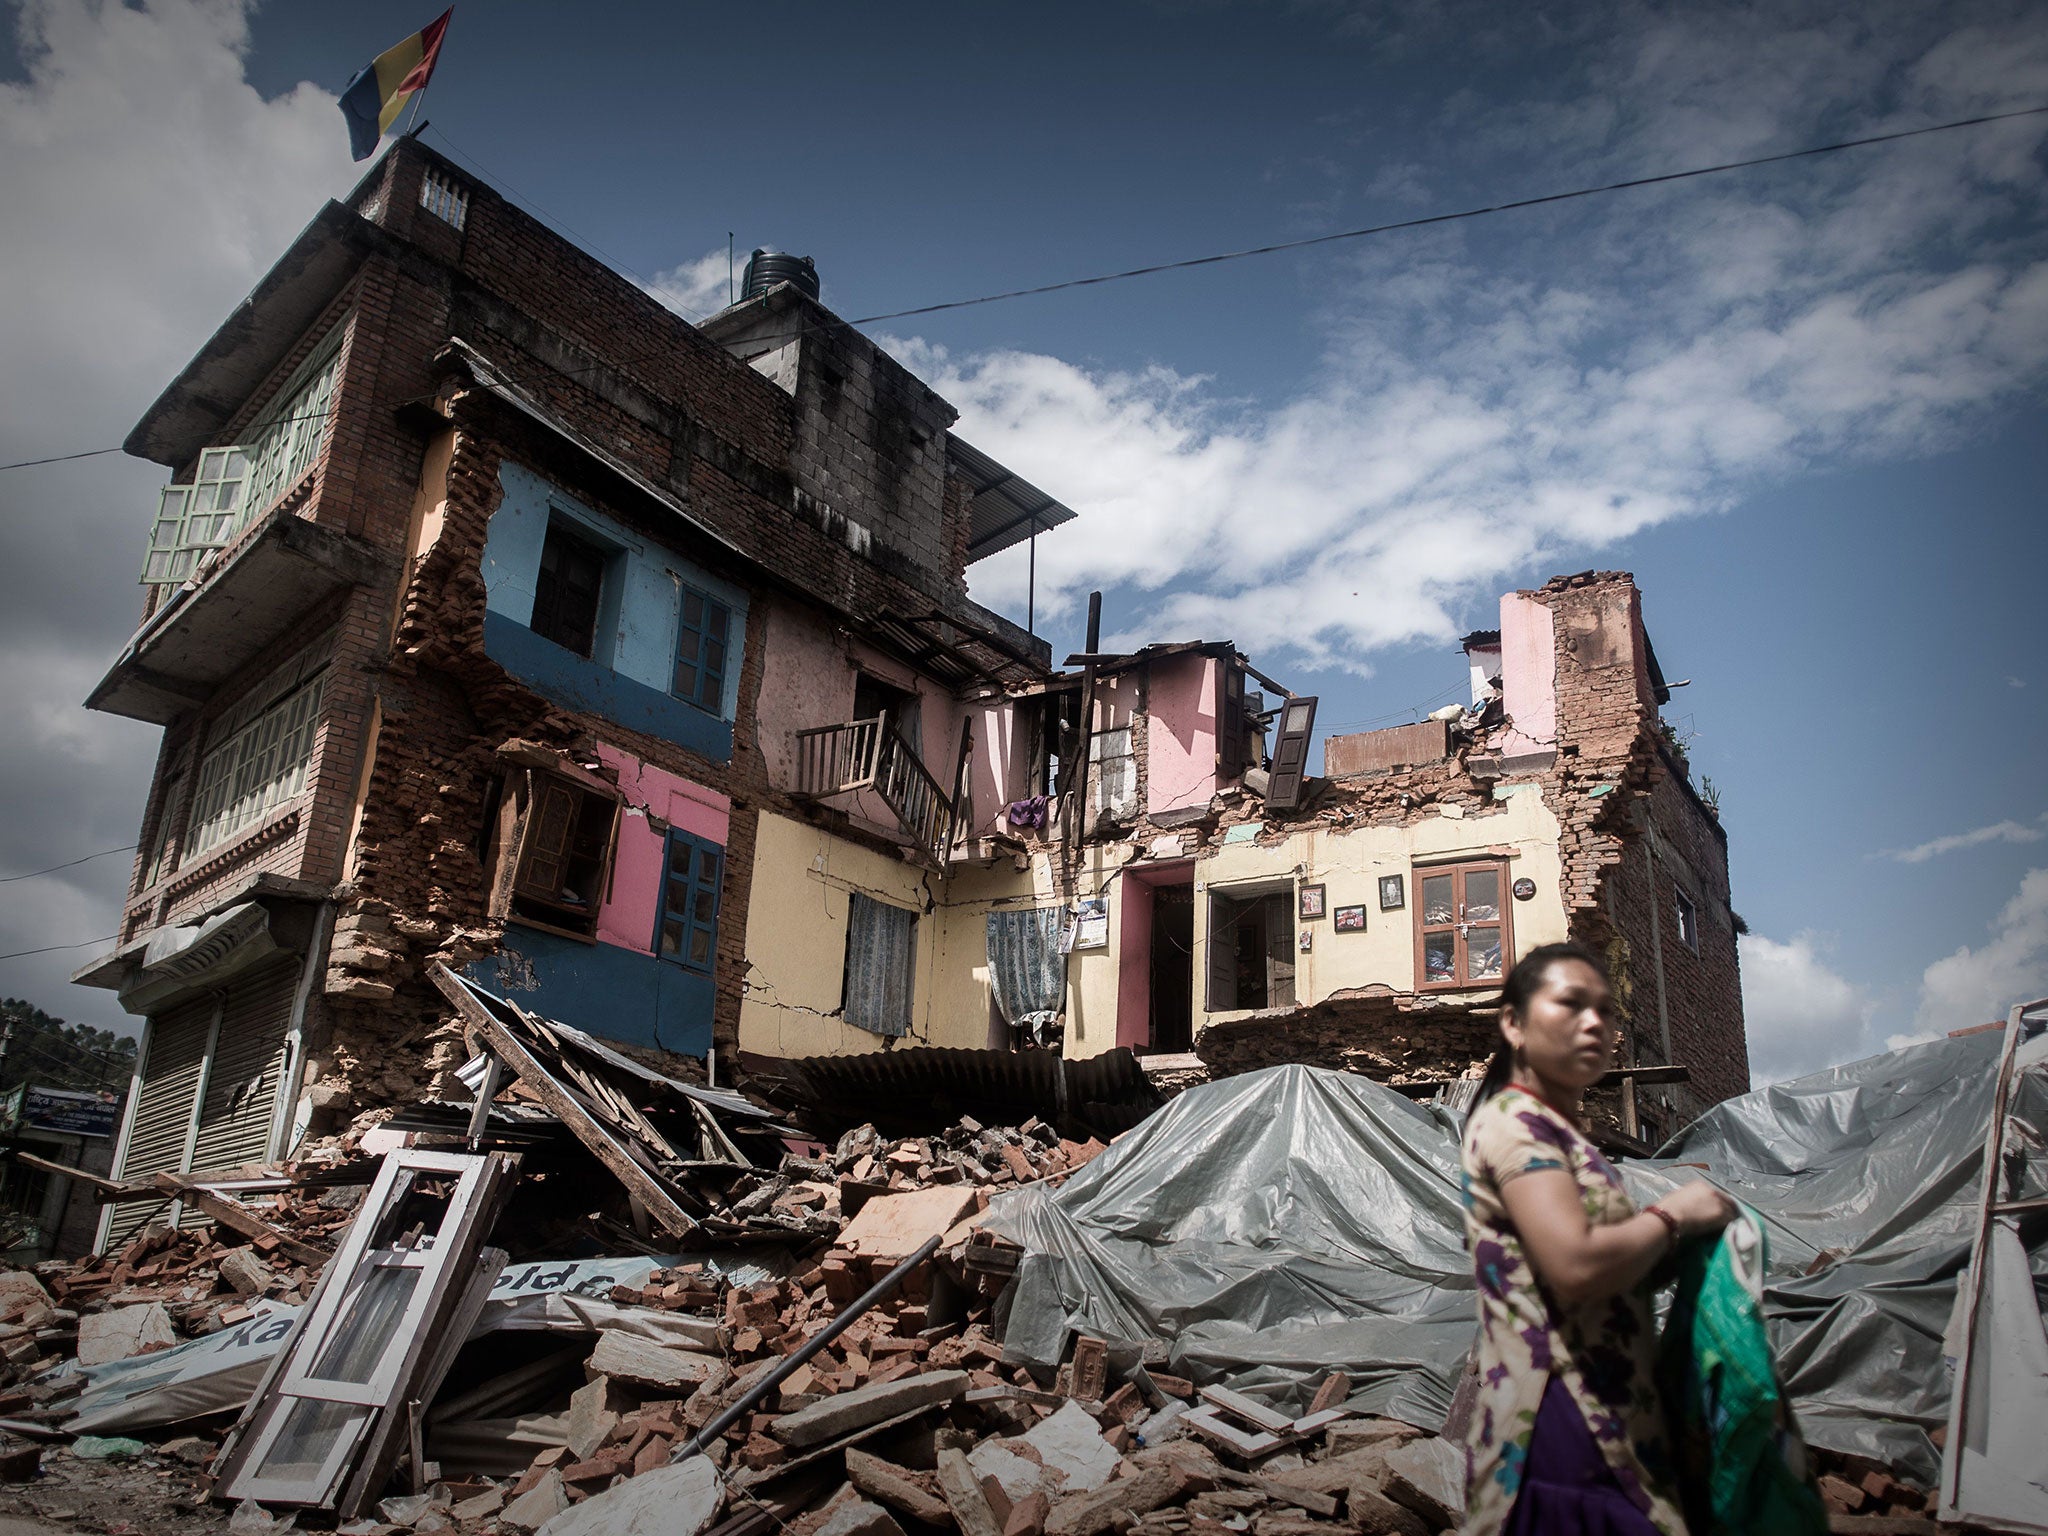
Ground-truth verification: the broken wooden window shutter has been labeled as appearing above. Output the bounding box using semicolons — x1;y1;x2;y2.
1264;695;1318;810
514;777;580;900
1219;663;1247;780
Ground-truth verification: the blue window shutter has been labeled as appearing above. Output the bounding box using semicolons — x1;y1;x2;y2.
673;584;731;715
655;830;722;973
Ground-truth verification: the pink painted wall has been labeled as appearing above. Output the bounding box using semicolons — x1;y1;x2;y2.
593;744;732;955
1116;878;1154;1049
967;696;1025;840
1498;592;1556;759
755;601;855;792
1145;654;1219;814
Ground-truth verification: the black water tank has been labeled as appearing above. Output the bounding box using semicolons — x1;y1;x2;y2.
741;248;820;302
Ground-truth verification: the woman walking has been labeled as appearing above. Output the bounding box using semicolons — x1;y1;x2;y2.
1460;942;1734;1535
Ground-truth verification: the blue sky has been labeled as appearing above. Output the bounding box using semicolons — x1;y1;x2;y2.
1;0;2043;1081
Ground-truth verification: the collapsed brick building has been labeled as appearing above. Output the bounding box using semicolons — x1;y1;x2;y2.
72;137;1745;1249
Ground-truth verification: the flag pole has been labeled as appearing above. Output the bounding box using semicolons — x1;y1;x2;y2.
402;84;428;138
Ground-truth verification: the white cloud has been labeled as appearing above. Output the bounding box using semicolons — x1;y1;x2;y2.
874;6;2048;671
643;249;734;324
1883;813;2048;863
0;0;361;1032
1917;868;2048;1032
1739;931;1876;1084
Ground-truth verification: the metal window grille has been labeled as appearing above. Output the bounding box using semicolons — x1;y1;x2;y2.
419;167;469;230
186;647;330;856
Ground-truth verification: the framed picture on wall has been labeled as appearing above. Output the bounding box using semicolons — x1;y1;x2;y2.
1298;884;1327;920
1379;874;1406;911
1334;904;1367;932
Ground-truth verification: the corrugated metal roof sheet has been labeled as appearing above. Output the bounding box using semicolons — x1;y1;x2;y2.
950;435;1078;564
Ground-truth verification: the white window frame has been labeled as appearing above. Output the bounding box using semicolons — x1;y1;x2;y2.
142;326;345;590
1090;725;1137;819
185;644;330;859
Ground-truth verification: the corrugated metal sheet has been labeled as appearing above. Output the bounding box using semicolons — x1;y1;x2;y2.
950;435;1078;564
186;956;297;1181
776;1045;1163;1142
105;994;215;1247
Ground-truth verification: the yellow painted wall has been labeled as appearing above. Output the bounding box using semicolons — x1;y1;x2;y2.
1185;785;1569;1038
739;812;1046;1059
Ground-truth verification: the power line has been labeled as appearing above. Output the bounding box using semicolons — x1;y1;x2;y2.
4;102;2040;477
0;937;116;964
846;103;2048;326
0;845;136;884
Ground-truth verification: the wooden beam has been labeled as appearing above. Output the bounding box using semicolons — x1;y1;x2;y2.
148;1175;331;1267
428;964;701;1239
10;1150;154;1203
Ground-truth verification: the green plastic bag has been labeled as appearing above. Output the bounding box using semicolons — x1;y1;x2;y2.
1656;1205;1829;1536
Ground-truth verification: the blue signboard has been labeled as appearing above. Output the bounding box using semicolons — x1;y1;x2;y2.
16;1086;121;1139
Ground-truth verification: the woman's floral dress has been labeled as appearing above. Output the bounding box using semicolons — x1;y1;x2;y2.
1459;1085;1685;1535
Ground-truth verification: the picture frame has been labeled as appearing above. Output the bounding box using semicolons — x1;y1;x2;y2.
1298;883;1327;920
1333;904;1367;933
1379;874;1405;911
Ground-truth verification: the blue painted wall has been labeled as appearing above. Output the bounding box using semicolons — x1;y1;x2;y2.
466;926;715;1058
481;464;750;751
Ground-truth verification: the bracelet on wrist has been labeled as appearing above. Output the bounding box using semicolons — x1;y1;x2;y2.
1645;1204;1681;1252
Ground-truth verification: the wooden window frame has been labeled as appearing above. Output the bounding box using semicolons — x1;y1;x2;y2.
529;520;611;660
654;828;723;973
485;765;621;945
1204;882;1298;1013
671;582;732;716
1413;858;1514;992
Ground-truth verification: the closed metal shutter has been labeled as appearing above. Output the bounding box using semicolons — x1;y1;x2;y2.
104;995;215;1248
186;957;297;1180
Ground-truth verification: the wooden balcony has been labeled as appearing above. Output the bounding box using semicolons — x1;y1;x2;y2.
792;717;957;868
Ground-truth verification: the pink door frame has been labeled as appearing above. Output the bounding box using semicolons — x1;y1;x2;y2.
1115;859;1197;1050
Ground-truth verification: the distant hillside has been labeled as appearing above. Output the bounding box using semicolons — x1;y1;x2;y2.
0;998;136;1094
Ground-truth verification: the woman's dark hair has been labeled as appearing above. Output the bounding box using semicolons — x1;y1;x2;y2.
1473;942;1609;1107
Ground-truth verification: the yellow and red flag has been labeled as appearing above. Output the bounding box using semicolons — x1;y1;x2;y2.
340;9;452;161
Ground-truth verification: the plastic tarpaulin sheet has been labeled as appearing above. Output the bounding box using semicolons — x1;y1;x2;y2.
1627;1030;2023;1488
989;1038;2042;1474
985;1064;1477;1430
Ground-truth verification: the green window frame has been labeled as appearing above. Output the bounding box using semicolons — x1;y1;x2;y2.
655;830;722;972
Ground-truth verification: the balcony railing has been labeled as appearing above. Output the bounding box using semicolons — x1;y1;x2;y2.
793;716;957;867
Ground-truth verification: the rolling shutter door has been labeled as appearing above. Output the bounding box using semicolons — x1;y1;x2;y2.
186;957;297;1183
104;995;215;1248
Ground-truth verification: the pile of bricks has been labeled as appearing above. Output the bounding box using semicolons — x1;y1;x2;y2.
1813;1447;1941;1524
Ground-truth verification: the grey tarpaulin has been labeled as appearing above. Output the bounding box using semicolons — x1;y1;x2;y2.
1626;1029;2032;1488
987;907;1065;1040
987;1038;2043;1477
984;1064;1477;1429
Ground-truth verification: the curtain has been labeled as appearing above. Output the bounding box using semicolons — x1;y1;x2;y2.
987;907;1065;1042
844;893;916;1037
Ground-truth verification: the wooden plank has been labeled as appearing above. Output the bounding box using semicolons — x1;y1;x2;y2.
150;1175;330;1267
429;965;700;1239
14;1150;154;1202
1182;1404;1282;1457
1199;1384;1294;1434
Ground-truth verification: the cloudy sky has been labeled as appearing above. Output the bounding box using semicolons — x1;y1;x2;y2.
1;0;2044;1083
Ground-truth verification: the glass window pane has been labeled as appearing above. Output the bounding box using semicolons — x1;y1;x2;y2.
693;889;715;923
1424;931;1457;982
1464;869;1500;922
674;663;697;696
669;842;690;876
666;879;688;914
682;590;703;628
697;849;718;882
1468;926;1503;979
661;920;683;956
255;1396;370;1485
707;605;728;640
309;1263;421;1385
704;638;725;674
1422;874;1455;926
688;929;712;964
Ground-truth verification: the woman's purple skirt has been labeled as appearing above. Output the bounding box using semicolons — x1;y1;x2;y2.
1503;1377;1665;1536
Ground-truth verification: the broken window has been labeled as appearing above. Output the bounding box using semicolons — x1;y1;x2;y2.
487;767;621;941
186;645;329;856
843;892;916;1037
1090;725;1137;820
1218;663;1247;781
656;830;722;972
1415;860;1512;989
1205;888;1296;1012
530;522;609;658
672;583;731;714
1265;695;1319;810
1675;887;1700;952
854;672;922;754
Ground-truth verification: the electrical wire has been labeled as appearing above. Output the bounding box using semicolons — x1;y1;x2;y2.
3;101;2037;476
0;845;136;883
0;936;117;964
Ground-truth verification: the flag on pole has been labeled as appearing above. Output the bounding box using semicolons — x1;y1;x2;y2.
339;9;453;161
